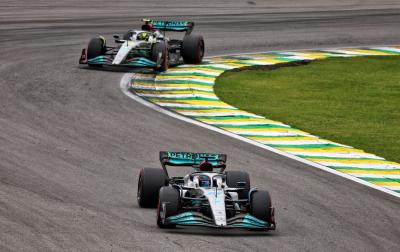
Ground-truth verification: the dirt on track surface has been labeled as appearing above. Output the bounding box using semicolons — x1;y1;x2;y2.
1;1;400;251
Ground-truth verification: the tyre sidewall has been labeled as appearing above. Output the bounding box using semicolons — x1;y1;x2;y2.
225;170;250;199
182;34;204;64
250;190;273;223
137;168;167;208
151;42;169;72
157;186;180;228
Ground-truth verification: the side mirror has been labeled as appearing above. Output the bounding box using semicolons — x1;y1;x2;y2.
237;181;247;187
113;34;120;39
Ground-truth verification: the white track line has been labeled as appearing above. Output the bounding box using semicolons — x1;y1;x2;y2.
120;73;400;198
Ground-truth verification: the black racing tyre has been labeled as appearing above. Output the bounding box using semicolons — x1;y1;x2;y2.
137;168;167;208
87;37;106;67
181;34;204;64
225;170;250;199
250;190;274;223
157;186;180;228
151;42;169;72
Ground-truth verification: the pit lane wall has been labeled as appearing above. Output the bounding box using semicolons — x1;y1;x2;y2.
129;46;400;195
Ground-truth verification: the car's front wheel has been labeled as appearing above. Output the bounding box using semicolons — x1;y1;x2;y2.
250;190;275;226
87;36;106;67
137;168;167;208
151;42;169;72
157;186;180;228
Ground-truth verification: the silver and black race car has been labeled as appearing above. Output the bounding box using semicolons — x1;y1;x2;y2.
137;151;276;230
79;19;204;72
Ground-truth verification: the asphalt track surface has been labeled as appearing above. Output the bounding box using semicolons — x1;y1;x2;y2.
1;0;400;251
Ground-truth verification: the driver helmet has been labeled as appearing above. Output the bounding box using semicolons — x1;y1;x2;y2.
198;160;213;172
198;175;211;187
137;32;149;41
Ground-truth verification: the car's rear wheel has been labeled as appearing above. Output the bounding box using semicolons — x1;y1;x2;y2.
182;34;204;64
157;186;180;228
225;170;250;199
137;168;167;208
250;190;274;224
151;42;169;72
87;36;106;67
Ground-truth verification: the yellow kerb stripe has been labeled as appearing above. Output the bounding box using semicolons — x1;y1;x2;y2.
349;49;392;55
169;67;224;73
174;108;241;113
133;82;213;90
156;75;215;82
308;158;399;165
337;169;400;175
221;127;308;133
279;147;364;153
135;90;214;96
370;181;400;186
249;136;318;141
148;99;231;106
199;118;282;123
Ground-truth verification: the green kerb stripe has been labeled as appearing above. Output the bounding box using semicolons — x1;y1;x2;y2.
335;167;400;172
193;115;262;120
171;107;239;111
159;72;217;78
370;49;400;55
132;88;214;93
360;178;400;183
135;79;213;86
266;143;341;148
208;124;290;129
176;65;228;71
298;155;383;161
148;97;219;101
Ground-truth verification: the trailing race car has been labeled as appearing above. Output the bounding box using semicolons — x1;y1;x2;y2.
137;151;276;230
79;19;204;71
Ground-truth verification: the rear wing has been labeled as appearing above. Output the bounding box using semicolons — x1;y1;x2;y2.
160;151;227;170
143;19;194;34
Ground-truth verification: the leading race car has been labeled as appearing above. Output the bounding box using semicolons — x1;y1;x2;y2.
79;19;204;72
137;151;276;230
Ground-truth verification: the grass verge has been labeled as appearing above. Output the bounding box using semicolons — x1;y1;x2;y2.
214;56;400;163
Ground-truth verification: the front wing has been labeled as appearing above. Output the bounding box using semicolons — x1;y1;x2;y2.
164;212;276;230
79;48;157;68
